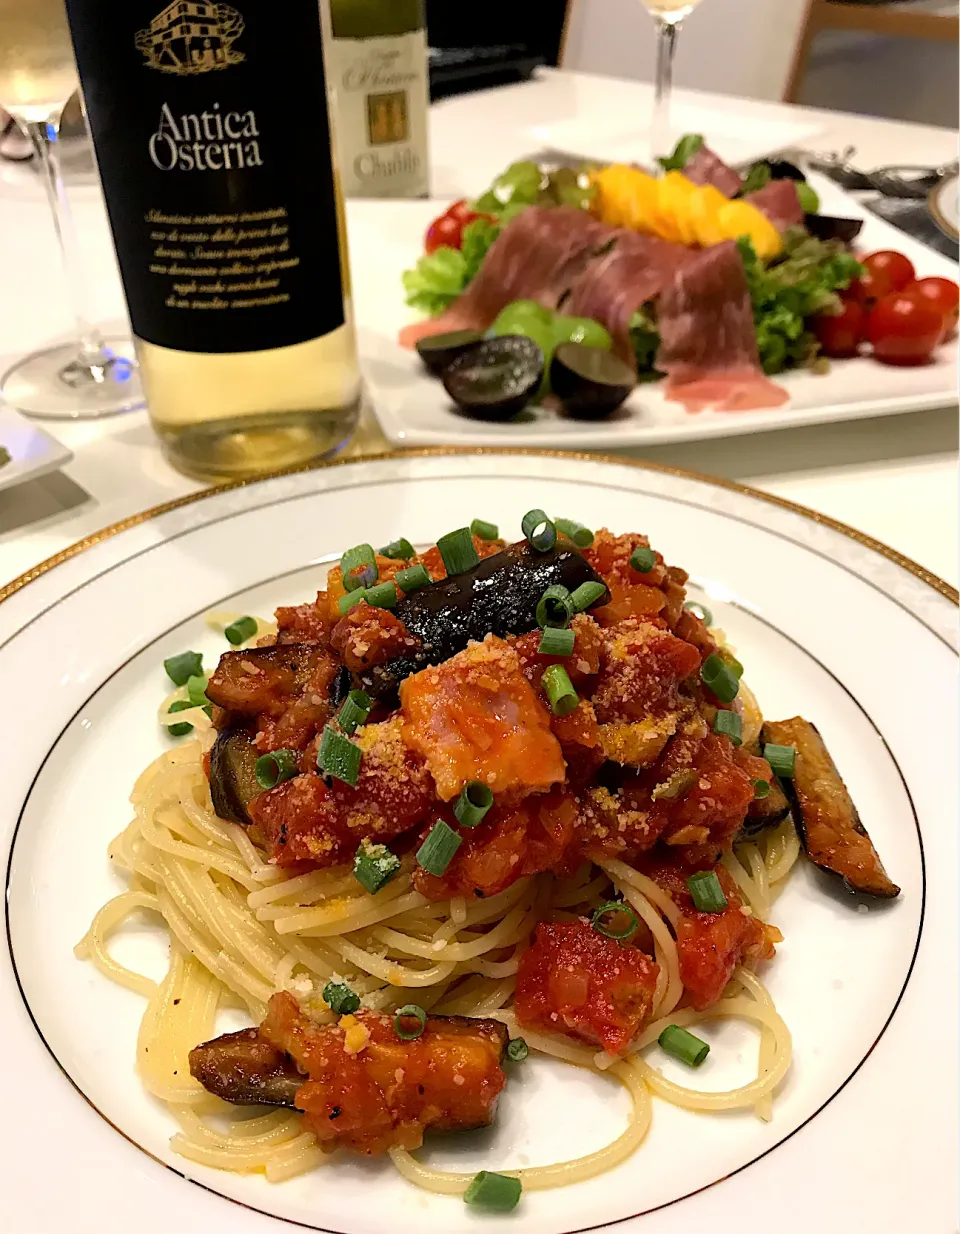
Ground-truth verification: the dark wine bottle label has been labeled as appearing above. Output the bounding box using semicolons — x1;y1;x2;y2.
66;0;345;353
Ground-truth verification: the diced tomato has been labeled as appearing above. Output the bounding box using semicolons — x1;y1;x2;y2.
645;861;779;1009
654;727;765;850
584;530;688;629
262;993;506;1155
399;634;566;802
511;613;604;689
515;920;659;1055
250;718;433;866
331;604;417;674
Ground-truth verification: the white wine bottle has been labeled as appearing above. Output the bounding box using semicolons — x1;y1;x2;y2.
64;0;362;480
327;0;430;199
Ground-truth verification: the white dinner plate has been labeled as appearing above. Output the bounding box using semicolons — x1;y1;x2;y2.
350;173;959;450
0;403;73;493
0;451;956;1234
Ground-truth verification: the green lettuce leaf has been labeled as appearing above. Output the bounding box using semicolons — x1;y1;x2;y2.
401;246;468;317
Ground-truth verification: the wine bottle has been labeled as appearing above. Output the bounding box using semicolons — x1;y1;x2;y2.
327;0;430;199
64;0;362;480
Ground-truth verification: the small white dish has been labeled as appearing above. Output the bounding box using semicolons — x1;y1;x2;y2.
348;172;959;450
0;403;74;494
0;451;955;1234
929;173;959;242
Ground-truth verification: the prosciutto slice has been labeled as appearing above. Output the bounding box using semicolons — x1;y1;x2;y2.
745;179;805;231
656;241;788;413
561;231;690;363
682;146;742;198
398;207;611;348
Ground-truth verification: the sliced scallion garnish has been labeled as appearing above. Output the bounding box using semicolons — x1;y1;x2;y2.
338;689;372;735
437;527;479;576
186;674;210;708
538;626;575;657
521;508;557;553
542;663;578;716
323;982;360;1016
591;900;639;940
752;778;771;799
505;1037;529;1063
353;840;401;894
658;1024;710;1067
416;820;462;876
338;588;367;616
164;650;203;687
379;537;415;560
554;517;594;548
317;726;361;786
470;518;499;541
570;580;606;612
701;653;739;704
686;870;728;913
395;563;431;594
393;1004;427;1040
365;580;398;610
224;615;257;645
341;544;377;592
167;699;194;737
536;584;574;629
630;545;656;573
764;743;796;778
464;1171;522;1212
254;748;299;790
454;781;493;828
683;599;713;627
713;709;742;746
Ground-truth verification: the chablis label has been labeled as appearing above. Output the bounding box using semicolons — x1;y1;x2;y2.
65;0;345;354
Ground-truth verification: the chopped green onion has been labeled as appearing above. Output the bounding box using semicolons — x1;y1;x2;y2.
166;699;194;737
686;870;728;913
701;653;739;704
224;616;258;645
366;580;398;610
186;674;210;707
752;778;771;799
395;563;431;594
683;599;713;627
570;580;607;612
591;900;640;940
724;653;744;679
254;749;299;790
416;819;462;876
470;518;499;541
651;768;697;802
341;544;377;592
521;508;557;553
379;537;415;560
659;1024;710;1067
353;839;401;894
713;709;743;746
538;626;575;657
454;781;494;828
505;1037;529;1063
323;981;361;1016
338;689;372;735
338;588;367;615
764;743;796;778
536;584;574;629
630;545;656;573
554;517;594;548
542;663;579;717
437;527;479;576
317;726;361;786
164;650;203;686
393;1004;427;1040
464;1171;522;1212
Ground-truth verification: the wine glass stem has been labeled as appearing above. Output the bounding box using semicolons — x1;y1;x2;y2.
24;114;104;360
652;17;681;163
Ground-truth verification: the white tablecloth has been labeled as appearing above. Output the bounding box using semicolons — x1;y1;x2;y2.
0;69;956;590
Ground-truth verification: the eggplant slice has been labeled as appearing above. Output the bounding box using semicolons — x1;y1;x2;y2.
762;717;899;898
209;725;262;825
189;1027;303;1107
358;538;609;698
741;773;792;837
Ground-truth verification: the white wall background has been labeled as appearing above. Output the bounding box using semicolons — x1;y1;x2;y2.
562;0;811;102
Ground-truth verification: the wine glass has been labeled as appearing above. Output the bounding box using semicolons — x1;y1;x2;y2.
0;0;142;418
641;0;705;164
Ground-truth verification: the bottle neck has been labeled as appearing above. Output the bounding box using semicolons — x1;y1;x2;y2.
330;0;425;39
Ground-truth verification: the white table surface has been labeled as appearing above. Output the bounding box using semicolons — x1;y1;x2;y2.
0;68;957;592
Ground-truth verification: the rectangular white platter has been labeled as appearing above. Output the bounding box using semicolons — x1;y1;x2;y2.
349;172;959;450
0;403;74;494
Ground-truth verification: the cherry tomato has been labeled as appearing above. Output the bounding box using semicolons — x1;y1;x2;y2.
446;199;475;223
812;296;866;359
423;200;495;255
904;277;959;339
866;291;944;366
849;250;917;307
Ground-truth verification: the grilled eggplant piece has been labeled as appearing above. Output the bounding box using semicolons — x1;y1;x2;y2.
742;774;792;837
762;717;899;898
209;725;262;825
205;642;329;715
189;1027;303;1107
358;538;609;698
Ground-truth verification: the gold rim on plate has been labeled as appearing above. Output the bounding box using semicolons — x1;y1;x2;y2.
0;447;956;608
928;174;959;243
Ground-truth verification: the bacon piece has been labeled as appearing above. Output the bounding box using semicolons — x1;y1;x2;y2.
515;920;659;1055
249;717;433;866
259;994;507;1155
399;633;566;802
656;241;789;414
745;179;804;231
645;861;780;1008
682;145;742;197
398;206;613;348
413;787;579;900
